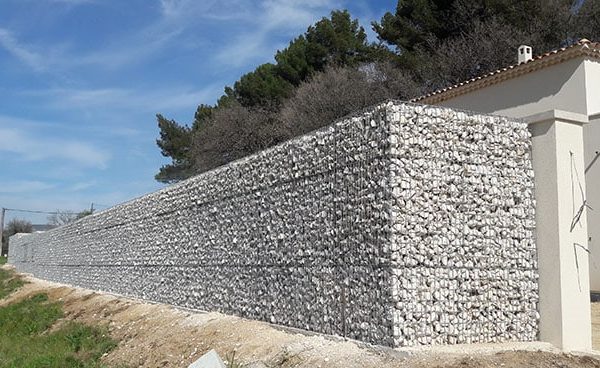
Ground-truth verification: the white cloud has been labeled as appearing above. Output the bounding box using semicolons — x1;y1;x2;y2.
0;114;146;143
22;0;96;4
76;28;184;69
68;181;97;191
158;0;242;21
214;0;340;67
262;0;336;30
49;0;95;3
0;2;184;72
159;0;188;17
22;84;224;113
0;28;45;72
215;34;279;68
0;180;55;194
0;0;346;73
0;127;110;169
68;0;221;69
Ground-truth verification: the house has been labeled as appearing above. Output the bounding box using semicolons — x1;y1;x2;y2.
413;39;600;351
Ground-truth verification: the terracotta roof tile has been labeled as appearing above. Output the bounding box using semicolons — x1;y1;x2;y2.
412;39;600;104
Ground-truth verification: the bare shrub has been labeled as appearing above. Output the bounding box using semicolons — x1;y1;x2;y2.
47;210;78;226
6;219;32;235
415;18;537;92
191;104;289;173
280;62;420;136
190;63;421;174
2;218;33;255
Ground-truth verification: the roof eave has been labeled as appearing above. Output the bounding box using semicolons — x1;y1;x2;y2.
413;42;600;105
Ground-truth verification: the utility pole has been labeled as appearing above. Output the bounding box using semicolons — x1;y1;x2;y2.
90;203;94;213
0;207;5;256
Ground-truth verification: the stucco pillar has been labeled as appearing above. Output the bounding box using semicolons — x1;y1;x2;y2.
525;110;591;351
584;115;600;292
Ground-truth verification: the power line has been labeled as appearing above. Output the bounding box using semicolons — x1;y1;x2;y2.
3;202;113;216
4;208;81;215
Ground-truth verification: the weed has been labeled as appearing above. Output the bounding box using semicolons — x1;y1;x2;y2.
226;351;244;368
0;267;25;299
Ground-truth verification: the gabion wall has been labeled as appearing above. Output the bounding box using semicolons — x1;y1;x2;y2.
8;101;538;347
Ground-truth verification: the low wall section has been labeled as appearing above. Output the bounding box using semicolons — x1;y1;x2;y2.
8;101;538;347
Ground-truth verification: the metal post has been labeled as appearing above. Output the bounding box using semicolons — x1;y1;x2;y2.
0;207;5;256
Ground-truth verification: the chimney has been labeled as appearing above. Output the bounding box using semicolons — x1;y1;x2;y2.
518;45;533;64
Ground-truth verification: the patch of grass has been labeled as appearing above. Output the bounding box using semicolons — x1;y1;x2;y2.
0;267;25;299
0;271;119;367
0;256;7;265
0;293;63;336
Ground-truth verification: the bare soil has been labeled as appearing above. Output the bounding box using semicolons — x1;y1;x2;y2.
592;302;600;350
2;266;600;368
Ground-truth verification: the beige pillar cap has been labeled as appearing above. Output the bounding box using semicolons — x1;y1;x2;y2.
524;109;589;125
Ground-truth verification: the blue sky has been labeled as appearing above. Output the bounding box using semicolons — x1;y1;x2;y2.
0;0;395;224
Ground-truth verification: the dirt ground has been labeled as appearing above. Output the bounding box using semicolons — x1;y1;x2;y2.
592;302;600;351
2;266;600;368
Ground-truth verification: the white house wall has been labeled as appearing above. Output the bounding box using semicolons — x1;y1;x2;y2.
585;116;600;291
584;59;600;116
437;58;588;117
584;59;600;290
